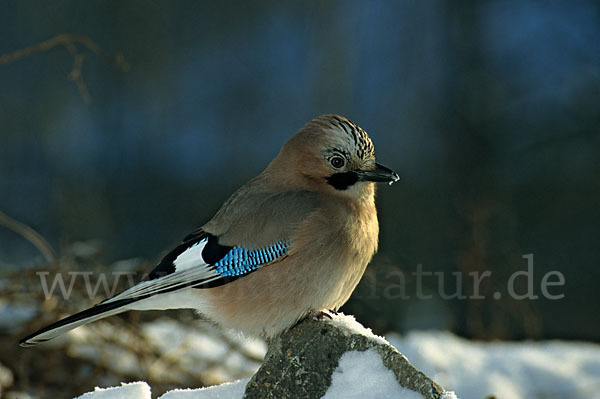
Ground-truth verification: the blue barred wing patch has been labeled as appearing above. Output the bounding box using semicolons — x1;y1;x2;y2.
214;240;289;277
101;233;289;303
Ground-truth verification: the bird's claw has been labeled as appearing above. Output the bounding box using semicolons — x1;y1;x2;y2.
306;309;334;320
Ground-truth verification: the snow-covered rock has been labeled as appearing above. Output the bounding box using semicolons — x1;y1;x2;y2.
70;319;600;399
72;314;450;399
244;313;446;399
322;349;429;399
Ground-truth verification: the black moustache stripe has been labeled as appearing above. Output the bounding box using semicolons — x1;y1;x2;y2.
326;172;359;190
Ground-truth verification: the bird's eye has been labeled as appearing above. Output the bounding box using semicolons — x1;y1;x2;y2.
330;156;345;169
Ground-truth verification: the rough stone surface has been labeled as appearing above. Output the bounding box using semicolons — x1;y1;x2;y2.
243;314;445;399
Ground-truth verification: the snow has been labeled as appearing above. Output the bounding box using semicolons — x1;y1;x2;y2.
322;349;425;399
387;330;600;399
67;345;458;399
69;379;250;399
74;382;151;399
70;350;438;399
439;393;459;399
159;378;249;399
324;313;389;346
67;327;600;399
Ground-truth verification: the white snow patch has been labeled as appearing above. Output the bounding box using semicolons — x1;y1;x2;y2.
321;349;423;399
159;378;249;399
325;313;389;346
71;379;249;399
74;381;151;399
387;330;600;399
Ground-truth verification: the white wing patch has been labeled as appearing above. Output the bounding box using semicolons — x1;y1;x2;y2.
173;239;209;272
104;238;220;304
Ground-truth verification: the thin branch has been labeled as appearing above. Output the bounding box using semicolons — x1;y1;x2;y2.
0;33;129;103
0;210;59;266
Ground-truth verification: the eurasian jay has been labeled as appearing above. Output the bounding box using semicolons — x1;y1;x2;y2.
20;114;399;346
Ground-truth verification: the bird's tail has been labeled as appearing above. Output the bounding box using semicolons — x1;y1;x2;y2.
19;298;137;347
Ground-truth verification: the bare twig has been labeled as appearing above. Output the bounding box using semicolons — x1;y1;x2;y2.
0;33;129;103
0;210;58;266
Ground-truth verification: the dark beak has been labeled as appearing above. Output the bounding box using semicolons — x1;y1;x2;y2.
357;163;400;185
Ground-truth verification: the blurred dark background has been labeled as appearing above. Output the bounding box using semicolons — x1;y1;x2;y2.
1;0;599;341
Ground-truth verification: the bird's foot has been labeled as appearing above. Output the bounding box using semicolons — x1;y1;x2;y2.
306;309;334;321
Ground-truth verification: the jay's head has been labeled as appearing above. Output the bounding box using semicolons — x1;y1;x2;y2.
269;114;399;197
